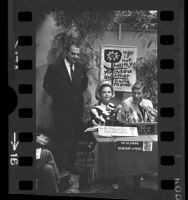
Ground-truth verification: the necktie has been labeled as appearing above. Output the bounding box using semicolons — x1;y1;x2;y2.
70;64;74;82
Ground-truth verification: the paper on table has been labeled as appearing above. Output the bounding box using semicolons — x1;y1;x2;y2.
84;126;98;133
143;141;153;151
36;148;42;159
98;126;138;137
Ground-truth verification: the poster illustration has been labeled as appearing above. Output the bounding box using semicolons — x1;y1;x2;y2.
100;45;137;92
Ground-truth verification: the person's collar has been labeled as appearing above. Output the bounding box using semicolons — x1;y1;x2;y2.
64;58;71;66
132;97;143;106
64;58;74;70
99;101;109;107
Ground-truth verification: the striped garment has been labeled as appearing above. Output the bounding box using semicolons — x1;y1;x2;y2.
90;101;116;126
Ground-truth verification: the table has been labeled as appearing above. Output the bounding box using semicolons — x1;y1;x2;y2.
92;133;157;179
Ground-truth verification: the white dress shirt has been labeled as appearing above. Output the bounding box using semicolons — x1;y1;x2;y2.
64;58;74;81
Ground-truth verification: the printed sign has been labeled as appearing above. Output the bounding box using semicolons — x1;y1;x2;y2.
117;141;153;151
100;45;137;92
117;141;143;151
98;126;138;137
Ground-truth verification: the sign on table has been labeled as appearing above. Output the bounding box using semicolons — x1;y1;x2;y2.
117;141;153;151
98;126;138;137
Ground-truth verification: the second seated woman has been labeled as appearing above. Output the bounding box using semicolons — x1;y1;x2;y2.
90;80;117;126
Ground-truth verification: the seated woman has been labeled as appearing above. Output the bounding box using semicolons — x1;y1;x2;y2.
90;80;117;126
90;81;121;189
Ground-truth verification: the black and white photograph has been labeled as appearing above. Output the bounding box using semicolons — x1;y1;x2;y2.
8;0;185;198
35;9;158;196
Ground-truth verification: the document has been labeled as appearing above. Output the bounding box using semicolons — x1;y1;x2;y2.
98;126;138;137
36;148;42;160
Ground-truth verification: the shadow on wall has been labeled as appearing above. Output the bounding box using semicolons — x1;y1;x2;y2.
36;39;62;134
36;14;59;136
36;63;54;136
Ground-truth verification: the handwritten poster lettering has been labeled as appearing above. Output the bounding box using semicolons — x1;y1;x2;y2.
100;46;137;92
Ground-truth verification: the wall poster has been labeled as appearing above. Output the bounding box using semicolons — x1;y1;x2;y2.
100;45;137;92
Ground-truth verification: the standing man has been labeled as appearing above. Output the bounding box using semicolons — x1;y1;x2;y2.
43;40;88;177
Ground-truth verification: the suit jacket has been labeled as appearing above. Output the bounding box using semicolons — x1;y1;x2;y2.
43;59;88;140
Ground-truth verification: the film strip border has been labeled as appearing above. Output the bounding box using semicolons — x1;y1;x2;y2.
8;1;35;194
8;3;184;199
158;10;184;200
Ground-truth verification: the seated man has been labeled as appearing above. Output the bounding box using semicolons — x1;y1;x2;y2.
36;133;60;194
36;148;60;194
117;82;157;123
36;133;71;194
116;82;158;188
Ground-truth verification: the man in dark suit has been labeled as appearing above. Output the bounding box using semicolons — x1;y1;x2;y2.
43;40;88;176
